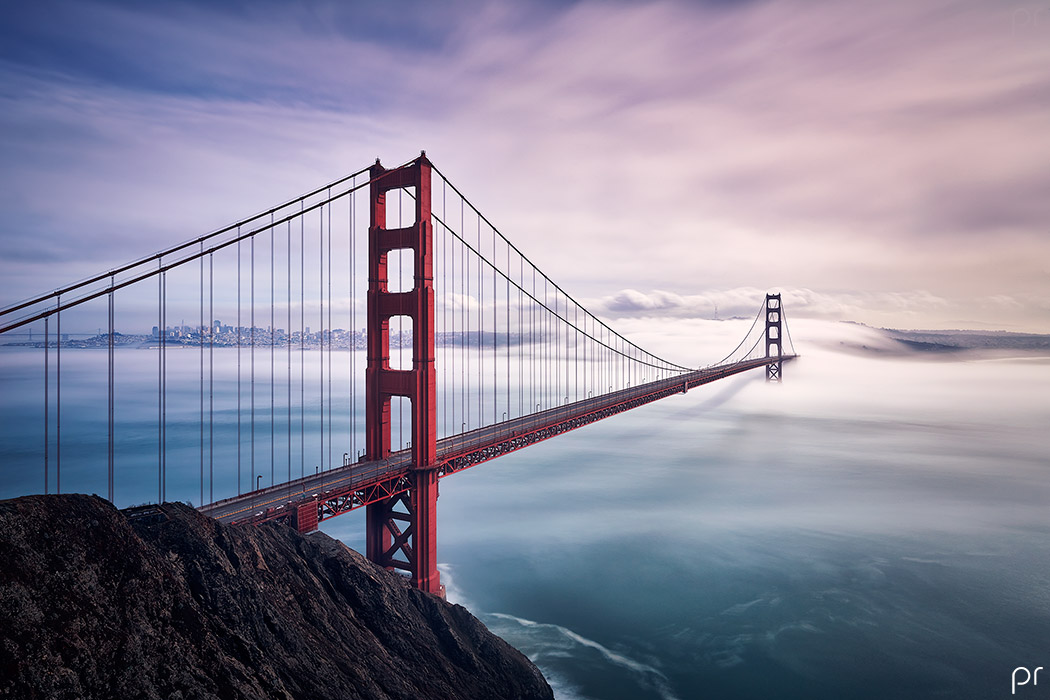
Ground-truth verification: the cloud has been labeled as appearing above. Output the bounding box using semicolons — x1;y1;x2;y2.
585;286;1050;332
421;0;1050;311
1;0;1049;331
590;287;951;321
604;289;692;313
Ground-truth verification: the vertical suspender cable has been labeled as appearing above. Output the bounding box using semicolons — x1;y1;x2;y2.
551;283;555;406
251;235;255;495
461;198;466;432
350;181;356;459
317;202;321;470
559;291;563;407
44;316;49;494
319;203;324;471
237;234;242;495
161;272;167;502
571;300;576;401
442;180;447;436
551;290;556;408
200;246;205;506
459;203;464;435
439;181;444;435
519;253;523;418
539;276;545;410
56;296;60;494
398;189;403;450
437;190;443;435
491;229;495;421
300;202;305;480
477;215;482;427
506;238;510;421
327;189;332;470
275;214;279;486
554;291;562;407
455;201;461;436
209;253;214;504
157;266;162;503
558;291;564;406
108;277;115;502
555;290;560;408
287;219;292;487
491;224;496;426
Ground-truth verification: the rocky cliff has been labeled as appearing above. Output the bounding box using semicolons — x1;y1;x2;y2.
0;494;553;700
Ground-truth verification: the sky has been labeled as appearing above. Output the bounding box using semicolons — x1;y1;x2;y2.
1;0;1048;332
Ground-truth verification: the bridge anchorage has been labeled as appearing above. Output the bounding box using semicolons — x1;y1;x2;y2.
0;151;796;598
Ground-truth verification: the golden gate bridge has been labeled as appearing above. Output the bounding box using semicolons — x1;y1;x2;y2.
0;152;796;597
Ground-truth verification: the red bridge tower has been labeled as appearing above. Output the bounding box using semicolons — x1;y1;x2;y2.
765;293;783;382
364;153;443;597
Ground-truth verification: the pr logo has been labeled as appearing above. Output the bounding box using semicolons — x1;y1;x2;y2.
1013;667;1043;695
1012;6;1050;35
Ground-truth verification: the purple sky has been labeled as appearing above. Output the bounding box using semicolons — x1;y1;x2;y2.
1;0;1048;331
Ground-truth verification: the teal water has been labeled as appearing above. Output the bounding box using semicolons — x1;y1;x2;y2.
330;343;1050;700
3;333;1049;699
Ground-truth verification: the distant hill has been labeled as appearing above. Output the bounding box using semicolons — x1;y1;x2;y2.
880;327;1050;352
0;495;553;700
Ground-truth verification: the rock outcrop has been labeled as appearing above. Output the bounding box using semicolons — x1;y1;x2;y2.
0;494;553;700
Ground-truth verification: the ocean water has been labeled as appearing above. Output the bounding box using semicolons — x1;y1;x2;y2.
327;325;1050;700
2;320;1049;698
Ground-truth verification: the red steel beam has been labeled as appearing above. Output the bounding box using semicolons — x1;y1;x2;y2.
217;356;794;533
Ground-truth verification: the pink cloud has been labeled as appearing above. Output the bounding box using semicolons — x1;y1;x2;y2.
1;0;1048;331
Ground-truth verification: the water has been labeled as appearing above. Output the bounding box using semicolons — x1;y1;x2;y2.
3;319;1049;698
0;345;360;505
328;322;1050;700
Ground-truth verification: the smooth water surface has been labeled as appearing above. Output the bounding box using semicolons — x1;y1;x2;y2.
326;335;1050;700
3;322;1049;699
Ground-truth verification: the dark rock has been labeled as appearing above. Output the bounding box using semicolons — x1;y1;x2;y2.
0;494;553;700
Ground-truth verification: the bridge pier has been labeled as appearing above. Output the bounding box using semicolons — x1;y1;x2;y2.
364;153;443;597
765;293;783;382
294;500;319;532
364;470;440;593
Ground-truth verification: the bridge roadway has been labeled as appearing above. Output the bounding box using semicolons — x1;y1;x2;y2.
200;355;794;528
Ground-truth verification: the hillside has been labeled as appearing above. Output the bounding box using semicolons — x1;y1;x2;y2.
882;327;1050;352
0;494;553;700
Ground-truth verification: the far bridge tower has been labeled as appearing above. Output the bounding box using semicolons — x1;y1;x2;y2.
765;293;783;382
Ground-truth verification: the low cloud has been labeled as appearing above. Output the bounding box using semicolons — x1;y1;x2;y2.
587;287;1039;331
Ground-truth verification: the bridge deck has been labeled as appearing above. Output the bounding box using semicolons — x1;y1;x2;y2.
200;355;795;527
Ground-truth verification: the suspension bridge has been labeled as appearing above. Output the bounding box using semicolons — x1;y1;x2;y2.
0;152;796;596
